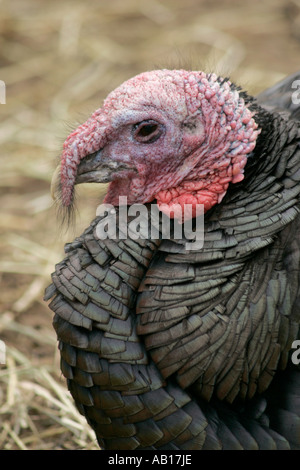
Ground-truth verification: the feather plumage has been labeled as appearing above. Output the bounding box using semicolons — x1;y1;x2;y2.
45;70;300;449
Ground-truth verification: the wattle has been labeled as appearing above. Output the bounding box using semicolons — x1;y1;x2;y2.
155;180;231;220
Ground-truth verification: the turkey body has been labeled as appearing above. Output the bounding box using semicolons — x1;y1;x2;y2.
45;71;300;450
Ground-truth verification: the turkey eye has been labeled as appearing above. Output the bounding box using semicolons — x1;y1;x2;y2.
139;124;157;136
133;120;164;143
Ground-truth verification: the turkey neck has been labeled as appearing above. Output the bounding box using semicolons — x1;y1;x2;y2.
225;104;300;204
135;105;300;404
158;104;300;262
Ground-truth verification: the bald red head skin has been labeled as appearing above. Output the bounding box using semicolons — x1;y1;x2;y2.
59;70;260;219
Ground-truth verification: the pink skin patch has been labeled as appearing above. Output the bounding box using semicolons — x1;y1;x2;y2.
59;70;260;219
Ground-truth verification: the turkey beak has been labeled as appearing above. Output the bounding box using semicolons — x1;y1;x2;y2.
75;150;137;185
50;149;137;203
75;150;115;185
50;150;121;202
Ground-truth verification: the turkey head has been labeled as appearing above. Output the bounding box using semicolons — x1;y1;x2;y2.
56;70;260;219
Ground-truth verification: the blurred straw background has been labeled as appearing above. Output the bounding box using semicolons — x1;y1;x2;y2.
0;0;300;450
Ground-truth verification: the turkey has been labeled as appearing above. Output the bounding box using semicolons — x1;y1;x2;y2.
44;69;300;450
